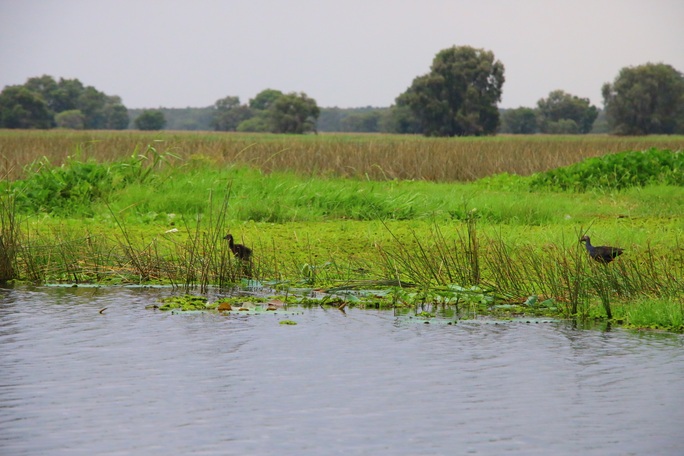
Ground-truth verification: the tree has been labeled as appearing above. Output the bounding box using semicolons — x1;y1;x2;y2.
236;113;271;132
25;75;116;128
211;96;253;131
24;75;61;111
396;45;505;136
536;90;598;134
602;62;684;135
269;92;320;134
55;109;85;129
103;102;129;130
383;105;421;134
2;75;129;130
544;118;579;134
249;89;283;110
77;86;108;129
134;109;166;130
229;89;285;132
53;78;85;113
0;85;54;128
211;90;320;133
500;107;538;134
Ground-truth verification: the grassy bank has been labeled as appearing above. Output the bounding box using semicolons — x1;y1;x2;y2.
1;131;683;331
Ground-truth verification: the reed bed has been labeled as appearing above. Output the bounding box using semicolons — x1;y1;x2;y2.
6;217;681;325
373;220;684;321
2;130;683;182
0;191;17;280
6;224;354;292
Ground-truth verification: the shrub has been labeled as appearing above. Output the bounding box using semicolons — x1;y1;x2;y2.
10;145;174;216
529;148;683;191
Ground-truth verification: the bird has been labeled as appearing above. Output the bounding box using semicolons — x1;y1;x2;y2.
579;235;624;263
224;234;252;261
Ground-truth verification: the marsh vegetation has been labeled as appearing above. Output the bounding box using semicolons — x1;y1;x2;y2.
1;130;683;331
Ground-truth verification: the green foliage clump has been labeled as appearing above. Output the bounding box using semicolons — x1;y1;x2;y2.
536;90;598;134
530;148;683;192
211;89;319;134
11;157;113;216
134;110;166;130
8;146;172;216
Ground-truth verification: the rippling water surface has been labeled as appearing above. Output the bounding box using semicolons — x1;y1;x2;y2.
1;285;683;455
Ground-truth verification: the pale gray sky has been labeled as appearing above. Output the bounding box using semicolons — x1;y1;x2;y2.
1;0;683;109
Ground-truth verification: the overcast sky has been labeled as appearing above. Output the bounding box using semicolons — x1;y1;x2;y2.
1;0;683;110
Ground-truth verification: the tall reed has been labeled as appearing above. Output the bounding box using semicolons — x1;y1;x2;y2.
373;222;682;319
2;130;683;182
0;189;17;281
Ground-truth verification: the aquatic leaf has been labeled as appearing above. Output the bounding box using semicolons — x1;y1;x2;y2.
158;294;209;311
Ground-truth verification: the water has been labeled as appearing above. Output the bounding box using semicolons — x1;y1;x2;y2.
1;285;683;455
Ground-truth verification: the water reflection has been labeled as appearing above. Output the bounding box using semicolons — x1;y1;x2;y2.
1;286;682;455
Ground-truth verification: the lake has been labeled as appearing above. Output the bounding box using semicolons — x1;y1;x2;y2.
1;285;683;455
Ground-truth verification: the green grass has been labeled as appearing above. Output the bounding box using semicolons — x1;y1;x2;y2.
7;153;682;227
613;298;684;332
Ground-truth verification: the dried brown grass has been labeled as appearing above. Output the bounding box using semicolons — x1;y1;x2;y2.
2;130;683;182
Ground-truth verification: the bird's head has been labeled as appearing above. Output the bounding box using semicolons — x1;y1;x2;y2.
579;235;590;243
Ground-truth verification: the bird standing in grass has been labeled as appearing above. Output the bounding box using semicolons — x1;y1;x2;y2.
224;234;252;261
580;235;623;263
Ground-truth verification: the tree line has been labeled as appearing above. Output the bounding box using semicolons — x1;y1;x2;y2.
2;46;683;136
0;75;128;130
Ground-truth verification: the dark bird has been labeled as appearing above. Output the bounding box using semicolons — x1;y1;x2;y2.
580;235;624;263
224;234;252;261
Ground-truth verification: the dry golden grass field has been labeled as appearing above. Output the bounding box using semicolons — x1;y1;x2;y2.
2;130;683;182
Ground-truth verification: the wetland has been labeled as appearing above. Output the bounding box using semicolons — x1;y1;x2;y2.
1;131;684;454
